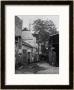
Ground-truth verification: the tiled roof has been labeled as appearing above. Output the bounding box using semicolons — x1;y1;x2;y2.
22;41;33;48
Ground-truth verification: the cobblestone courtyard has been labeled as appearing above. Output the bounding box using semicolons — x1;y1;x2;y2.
15;62;59;74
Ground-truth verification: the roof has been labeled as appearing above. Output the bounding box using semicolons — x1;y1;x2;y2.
22;41;33;48
49;33;59;37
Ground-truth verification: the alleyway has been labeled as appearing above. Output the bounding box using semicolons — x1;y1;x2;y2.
15;62;59;74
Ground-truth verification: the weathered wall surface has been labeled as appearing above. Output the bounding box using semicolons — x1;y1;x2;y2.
0;0;74;90
15;16;22;36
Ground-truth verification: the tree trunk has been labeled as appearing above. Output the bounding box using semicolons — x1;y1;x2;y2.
38;42;39;61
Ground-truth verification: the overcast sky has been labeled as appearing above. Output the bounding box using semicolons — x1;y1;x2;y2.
18;15;59;31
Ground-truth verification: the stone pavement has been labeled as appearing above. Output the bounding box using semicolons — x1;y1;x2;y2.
36;62;59;74
15;62;59;74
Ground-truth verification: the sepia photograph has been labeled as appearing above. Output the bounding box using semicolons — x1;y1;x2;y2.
15;15;59;74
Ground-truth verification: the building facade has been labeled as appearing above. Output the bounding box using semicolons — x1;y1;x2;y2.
21;28;38;63
22;41;33;63
15;16;23;66
48;34;59;66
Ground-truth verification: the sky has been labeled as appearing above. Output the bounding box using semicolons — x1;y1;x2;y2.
18;15;59;32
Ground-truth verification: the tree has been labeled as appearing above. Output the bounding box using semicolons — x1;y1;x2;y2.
33;19;58;43
32;19;58;56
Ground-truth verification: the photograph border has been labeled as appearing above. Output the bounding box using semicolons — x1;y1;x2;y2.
1;1;73;89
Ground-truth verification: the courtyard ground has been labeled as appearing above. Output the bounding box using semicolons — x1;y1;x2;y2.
15;62;59;74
